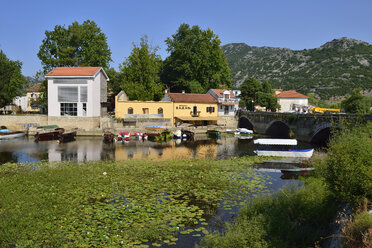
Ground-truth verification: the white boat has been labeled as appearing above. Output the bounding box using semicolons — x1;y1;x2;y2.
235;128;254;136
0;130;27;139
253;138;314;158
173;130;182;139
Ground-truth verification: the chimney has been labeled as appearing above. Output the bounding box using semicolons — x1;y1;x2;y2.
182;90;185;94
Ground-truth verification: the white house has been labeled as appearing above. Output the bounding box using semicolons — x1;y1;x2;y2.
276;90;308;113
207;89;240;116
45;67;109;117
13;95;28;112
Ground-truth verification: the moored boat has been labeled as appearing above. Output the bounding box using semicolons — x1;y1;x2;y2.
134;132;148;140
235;128;254;136
34;127;64;142
206;129;221;139
280;168;315;176
173;130;182;139
181;129;195;141
253;139;314;158
117;131;131;142
103;131;115;143
57;131;76;143
0;130;27;140
147;130;172;143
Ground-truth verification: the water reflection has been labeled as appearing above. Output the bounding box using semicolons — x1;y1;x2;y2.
0;134;313;164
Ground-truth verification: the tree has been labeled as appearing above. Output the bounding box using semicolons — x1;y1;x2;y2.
161;23;231;93
240;78;262;109
261;80;272;94
38;20;112;74
105;68;121;94
119;36;163;101
341;88;369;114
256;92;280;112
0;50;28;108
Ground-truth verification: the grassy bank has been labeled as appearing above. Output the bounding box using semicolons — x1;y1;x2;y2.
0;156;267;247
199;123;372;248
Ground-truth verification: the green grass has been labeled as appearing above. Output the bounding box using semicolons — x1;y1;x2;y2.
198;178;338;248
0;156;267;247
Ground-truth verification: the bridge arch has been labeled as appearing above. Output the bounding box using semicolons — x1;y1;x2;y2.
311;123;333;146
238;116;254;130
265;120;291;139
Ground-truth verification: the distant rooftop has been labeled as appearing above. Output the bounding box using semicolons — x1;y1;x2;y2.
166;93;217;103
26;82;42;92
46;67;103;77
276;90;308;98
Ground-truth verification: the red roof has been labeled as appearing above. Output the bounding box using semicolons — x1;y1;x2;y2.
210;89;234;97
46;67;102;77
26;82;42;92
167;93;217;103
276;90;308;98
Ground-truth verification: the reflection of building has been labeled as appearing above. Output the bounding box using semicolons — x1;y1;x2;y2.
46;67;109;117
276;90;308;113
47;139;102;162
115;91;219;127
207;89;240;116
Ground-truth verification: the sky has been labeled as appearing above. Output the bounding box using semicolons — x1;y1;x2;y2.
1;0;371;77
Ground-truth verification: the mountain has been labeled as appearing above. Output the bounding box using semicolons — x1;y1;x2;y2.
222;37;372;99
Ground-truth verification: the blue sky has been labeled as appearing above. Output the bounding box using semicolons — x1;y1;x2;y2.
1;0;371;76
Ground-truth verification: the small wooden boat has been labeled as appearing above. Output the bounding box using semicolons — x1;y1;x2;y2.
103;131;115;143
117;131;131;142
280;168;315;176
134;132;148;140
181;130;195;141
0;130;27;139
253;139;314;158
207;129;221;139
148;131;172;143
34;128;64;142
57;131;76;143
235;128;254;136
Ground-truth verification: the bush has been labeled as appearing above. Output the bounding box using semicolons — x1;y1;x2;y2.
317;124;372;205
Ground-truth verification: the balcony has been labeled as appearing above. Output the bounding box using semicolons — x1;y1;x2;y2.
217;98;239;103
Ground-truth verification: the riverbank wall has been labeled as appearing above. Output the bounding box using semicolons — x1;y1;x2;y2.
0;115;238;135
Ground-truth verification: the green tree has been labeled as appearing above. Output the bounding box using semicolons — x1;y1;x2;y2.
0;50;28;108
240;78;262;109
38;20;112;74
307;93;319;106
261;80;272;94
105;68;121;94
256;92;279;112
161;23;231;93
341;88;369;114
119;36;163;101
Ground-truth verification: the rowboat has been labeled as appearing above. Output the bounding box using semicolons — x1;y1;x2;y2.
280;168;315;176
57;131;76;143
235;128;254;136
207;129;221;139
103;131;115;143
0;130;27;139
134;132;148;140
181;130;194;141
253;139;314;158
34;128;64;142
117;131;131;142
147;130;172;143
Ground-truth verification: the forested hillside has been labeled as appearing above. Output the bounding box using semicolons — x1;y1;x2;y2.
222;37;372;99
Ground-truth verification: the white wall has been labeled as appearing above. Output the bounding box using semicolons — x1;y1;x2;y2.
278;98;308;112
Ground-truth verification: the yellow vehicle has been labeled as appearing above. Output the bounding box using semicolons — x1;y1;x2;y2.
310;107;340;114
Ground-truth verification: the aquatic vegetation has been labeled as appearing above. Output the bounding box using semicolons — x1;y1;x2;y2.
0;156;267;247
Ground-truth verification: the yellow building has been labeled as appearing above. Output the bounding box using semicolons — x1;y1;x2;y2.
26;83;43;113
115;91;219;127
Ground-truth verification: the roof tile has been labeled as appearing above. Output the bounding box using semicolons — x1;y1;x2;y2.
276;90;308;98
167;93;217;103
46;67;102;76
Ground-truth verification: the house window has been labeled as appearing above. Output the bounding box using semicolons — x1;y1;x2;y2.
128;107;133;114
142;108;149;114
60;103;77;116
80;86;87;102
58;86;78;102
158;108;163;115
206;107;215;113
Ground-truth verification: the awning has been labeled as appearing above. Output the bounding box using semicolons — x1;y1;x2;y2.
175;116;221;121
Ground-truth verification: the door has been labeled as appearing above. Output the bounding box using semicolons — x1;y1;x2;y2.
224;106;229;115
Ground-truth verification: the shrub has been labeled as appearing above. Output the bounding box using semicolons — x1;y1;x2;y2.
317;124;372;205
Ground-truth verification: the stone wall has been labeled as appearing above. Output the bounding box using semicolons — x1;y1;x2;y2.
47;116;101;129
0;115;48;129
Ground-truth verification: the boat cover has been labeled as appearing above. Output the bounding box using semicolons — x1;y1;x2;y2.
253;138;297;146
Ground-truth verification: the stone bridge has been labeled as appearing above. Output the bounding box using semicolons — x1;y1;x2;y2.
237;111;372;145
